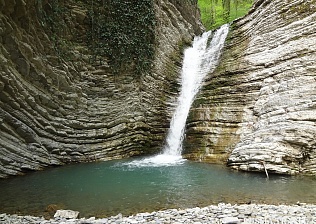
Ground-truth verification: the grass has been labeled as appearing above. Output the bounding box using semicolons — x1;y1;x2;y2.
198;0;254;30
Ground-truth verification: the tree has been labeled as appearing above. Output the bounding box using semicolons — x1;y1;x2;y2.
198;0;254;30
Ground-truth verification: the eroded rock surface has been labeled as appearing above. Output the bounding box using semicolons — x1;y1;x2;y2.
186;0;316;175
0;0;203;178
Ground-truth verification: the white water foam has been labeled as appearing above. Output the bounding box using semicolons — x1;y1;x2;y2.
124;24;229;168
123;155;186;168
163;24;229;156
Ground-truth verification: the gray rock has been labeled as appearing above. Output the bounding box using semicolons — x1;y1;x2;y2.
186;0;316;175
2;203;316;224
0;0;202;178
54;210;80;219
222;217;240;224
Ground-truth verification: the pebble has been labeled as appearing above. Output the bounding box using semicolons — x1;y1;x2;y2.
1;203;316;224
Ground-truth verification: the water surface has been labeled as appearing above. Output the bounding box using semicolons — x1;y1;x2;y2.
0;157;316;218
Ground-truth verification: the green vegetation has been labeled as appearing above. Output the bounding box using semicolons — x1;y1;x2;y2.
198;0;254;30
87;0;156;76
37;0;156;77
36;0;71;60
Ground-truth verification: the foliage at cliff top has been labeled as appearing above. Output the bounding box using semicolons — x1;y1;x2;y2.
198;0;254;30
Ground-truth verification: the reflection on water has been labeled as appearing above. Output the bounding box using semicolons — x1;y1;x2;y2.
0;158;315;218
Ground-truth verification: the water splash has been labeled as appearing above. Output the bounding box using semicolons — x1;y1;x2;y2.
163;24;229;157
125;24;229;168
122;154;186;168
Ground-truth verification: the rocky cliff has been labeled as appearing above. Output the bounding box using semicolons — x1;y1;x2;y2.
2;0;315;178
0;0;203;178
185;0;316;175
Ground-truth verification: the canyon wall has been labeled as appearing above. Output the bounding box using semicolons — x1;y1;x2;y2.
2;0;315;178
186;0;316;175
0;0;203;178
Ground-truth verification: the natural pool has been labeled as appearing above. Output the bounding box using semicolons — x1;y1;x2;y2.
0;157;316;219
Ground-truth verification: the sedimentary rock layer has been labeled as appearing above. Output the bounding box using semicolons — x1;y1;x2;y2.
0;0;203;178
186;0;316;175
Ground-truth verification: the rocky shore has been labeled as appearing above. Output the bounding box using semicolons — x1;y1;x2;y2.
1;203;316;224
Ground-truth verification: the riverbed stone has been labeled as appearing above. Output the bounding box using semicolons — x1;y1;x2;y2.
222;217;239;224
2;203;316;224
54;210;80;219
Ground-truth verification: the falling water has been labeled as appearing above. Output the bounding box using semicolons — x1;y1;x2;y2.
127;24;229;167
163;24;229;158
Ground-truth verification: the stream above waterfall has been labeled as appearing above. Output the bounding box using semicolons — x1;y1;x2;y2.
0;158;316;218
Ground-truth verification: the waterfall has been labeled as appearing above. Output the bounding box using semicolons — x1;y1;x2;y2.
126;24;229;167
163;24;229;157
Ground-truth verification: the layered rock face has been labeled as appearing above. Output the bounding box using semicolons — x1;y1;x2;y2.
0;0;202;178
186;0;316;175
